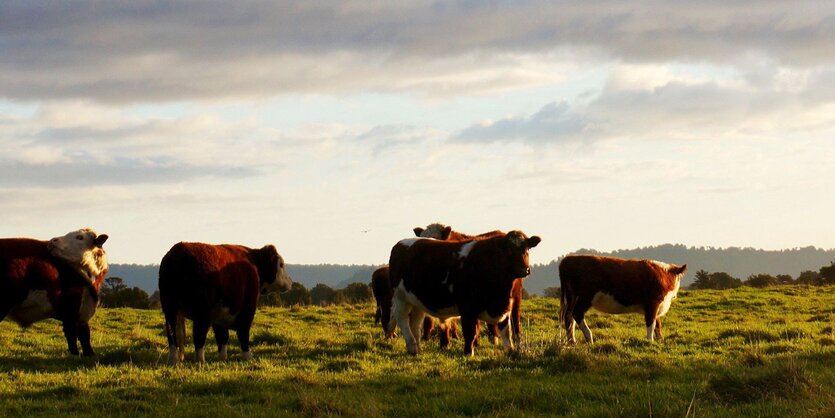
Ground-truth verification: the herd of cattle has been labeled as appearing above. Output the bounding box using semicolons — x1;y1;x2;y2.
0;224;687;363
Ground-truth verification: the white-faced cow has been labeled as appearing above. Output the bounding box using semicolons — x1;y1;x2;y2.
159;242;292;365
0;228;109;356
559;255;687;343
388;230;540;356
414;223;526;347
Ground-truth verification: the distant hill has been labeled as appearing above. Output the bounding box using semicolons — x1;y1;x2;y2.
109;244;835;296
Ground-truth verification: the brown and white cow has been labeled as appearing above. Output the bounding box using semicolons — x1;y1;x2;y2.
159;242;292;365
558;254;687;343
388;230;540;356
0;228;109;356
414;223;526;347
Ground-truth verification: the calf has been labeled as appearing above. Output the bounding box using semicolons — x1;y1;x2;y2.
415;223;525;347
159;242;292;364
559;254;687;343
0;228;109;356
388;230;540;356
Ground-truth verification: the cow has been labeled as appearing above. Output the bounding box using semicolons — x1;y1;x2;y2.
388;230;540;356
414;223;526;347
558;254;687;344
159;242;292;365
0;228;109;356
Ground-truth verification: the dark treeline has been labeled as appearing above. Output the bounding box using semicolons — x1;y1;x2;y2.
108;263;381;295
100;278;376;310
690;260;835;289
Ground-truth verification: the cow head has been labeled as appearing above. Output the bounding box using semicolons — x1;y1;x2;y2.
254;244;293;294
48;228;109;283
414;223;452;240
503;230;541;278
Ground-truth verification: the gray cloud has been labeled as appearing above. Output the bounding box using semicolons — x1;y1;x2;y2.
1;1;833;102
454;101;590;143
0;158;259;187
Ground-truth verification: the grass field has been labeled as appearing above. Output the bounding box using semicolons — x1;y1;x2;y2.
2;286;835;417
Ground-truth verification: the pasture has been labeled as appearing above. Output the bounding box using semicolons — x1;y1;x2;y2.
1;286;835;417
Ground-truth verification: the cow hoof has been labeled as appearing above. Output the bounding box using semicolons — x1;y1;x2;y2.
241;351;253;360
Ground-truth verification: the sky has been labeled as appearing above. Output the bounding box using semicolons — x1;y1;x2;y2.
1;1;834;266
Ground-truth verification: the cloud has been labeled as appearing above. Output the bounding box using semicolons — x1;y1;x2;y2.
451;60;835;145
1;1;832;102
453;101;591;143
0;158;258;187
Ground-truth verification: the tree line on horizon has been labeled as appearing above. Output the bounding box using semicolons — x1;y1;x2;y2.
689;260;835;290
98;277;378;310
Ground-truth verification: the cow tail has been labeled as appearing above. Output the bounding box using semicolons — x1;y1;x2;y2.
559;281;568;327
175;311;186;358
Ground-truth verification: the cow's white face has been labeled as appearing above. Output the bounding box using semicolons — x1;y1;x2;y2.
48;228;109;282
415;223;452;240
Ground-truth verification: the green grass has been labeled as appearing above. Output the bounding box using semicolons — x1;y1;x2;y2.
2;286;835;417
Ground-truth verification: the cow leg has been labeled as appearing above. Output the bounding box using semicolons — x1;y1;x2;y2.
164;310;186;365
497;317;514;351
654;318;663;340
192;319;210;363
235;310;256;360
408;310;426;354
438;319;452;349
78;321;95;356
374;305;381;325
392;295;419;355
644;305;659;342
511;293;523;348
163;313;178;365
573;300;593;343
382;302;394;338
561;294;578;344
450;319;460;339
461;315;479;357
213;325;230;360
62;321;80;356
487;323;500;345
421;316;434;341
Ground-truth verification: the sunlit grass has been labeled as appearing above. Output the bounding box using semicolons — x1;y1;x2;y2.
1;286;835;416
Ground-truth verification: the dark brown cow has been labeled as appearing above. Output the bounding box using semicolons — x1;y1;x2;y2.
559;255;687;343
388;230;540;356
0;228;109;356
414;223;525;347
159;242;292;364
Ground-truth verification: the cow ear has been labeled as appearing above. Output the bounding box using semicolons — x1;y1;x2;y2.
671;264;687;275
442;226;452;240
94;234;109;248
527;236;541;248
413;227;424;237
260;244;278;258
